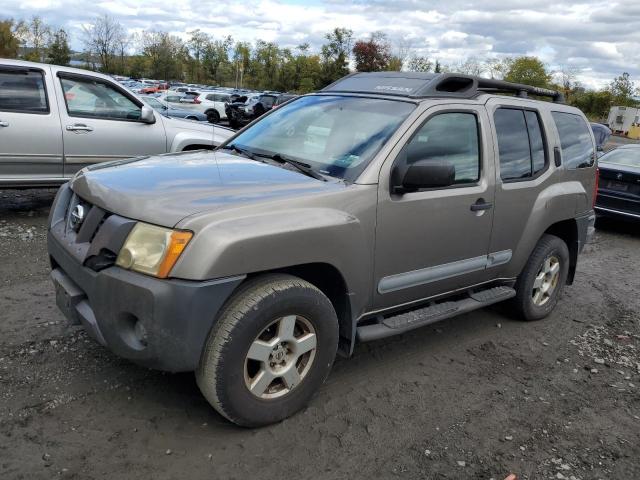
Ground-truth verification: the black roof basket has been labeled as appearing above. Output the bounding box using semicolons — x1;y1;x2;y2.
321;72;565;103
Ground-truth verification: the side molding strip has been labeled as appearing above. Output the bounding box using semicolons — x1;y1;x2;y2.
378;249;512;294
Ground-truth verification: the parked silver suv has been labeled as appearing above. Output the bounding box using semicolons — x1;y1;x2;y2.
47;72;597;427
0;60;233;187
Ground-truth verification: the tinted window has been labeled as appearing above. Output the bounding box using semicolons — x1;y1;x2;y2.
405;113;480;184
495;109;531;180
552;112;594;168
261;96;276;108
525;110;547;174
0;69;48;113
61;77;141;120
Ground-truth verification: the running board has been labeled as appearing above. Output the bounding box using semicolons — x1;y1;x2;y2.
356;286;516;342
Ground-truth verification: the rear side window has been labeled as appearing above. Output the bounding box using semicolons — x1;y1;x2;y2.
551;112;595;169
405;112;480;184
494;108;548;181
0;69;48;113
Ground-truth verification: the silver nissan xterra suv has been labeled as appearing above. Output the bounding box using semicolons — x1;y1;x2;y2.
47;72;597;427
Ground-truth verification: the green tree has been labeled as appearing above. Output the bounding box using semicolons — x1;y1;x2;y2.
608;72;638;106
187;29;209;82
47;28;71;65
504;56;551;88
203;36;233;85
0;19;22;58
320;27;353;86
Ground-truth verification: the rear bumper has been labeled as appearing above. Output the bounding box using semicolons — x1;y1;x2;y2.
48;233;244;372
595;191;640;221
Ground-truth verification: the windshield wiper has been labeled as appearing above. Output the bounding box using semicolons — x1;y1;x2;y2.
254;152;327;181
221;144;256;160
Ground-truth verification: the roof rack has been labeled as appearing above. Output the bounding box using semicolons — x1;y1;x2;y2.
321;72;565;103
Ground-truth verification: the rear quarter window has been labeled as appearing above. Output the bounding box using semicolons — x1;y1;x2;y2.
552;111;595;169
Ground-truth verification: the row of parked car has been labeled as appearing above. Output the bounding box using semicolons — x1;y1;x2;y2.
115;77;297;128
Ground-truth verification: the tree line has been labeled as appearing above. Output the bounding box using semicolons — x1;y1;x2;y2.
1;14;638;120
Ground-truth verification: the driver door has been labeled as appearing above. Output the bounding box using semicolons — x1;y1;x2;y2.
373;104;498;310
55;73;167;176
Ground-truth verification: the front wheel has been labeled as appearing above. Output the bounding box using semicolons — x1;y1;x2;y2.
509;234;570;321
196;274;339;427
206;110;220;124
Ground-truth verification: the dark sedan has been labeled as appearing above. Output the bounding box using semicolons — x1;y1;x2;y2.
595;144;640;221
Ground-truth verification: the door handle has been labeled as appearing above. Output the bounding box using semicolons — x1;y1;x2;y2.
0;121;8;127
470;199;493;211
66;124;94;132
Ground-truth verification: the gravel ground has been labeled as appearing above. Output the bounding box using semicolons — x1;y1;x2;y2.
1;188;639;480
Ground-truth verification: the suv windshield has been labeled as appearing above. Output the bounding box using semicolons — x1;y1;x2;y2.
228;95;415;181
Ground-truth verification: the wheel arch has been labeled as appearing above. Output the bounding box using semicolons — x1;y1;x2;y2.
243;263;355;357
543;219;579;285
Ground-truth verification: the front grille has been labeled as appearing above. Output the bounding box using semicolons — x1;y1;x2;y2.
50;186;136;268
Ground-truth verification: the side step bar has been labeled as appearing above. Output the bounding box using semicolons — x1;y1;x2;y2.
356;286;516;342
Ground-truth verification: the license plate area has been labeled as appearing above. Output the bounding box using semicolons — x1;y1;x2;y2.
51;269;85;325
606;180;629;192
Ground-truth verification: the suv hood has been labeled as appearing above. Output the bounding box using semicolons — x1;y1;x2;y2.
70;151;344;227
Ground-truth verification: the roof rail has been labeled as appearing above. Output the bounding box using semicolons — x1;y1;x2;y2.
475;77;565;103
321;72;565;103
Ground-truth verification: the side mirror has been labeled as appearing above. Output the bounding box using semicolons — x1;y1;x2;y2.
397;160;455;193
140;105;156;124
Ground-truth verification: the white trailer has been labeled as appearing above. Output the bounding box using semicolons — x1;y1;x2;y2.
607;106;640;134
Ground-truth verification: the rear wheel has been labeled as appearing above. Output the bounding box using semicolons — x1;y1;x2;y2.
196;274;339;427
509;234;570;321
206;110;220;124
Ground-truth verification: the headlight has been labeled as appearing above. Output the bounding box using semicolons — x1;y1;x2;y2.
116;222;192;278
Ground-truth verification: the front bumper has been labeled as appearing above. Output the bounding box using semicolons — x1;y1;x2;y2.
47;186;244;372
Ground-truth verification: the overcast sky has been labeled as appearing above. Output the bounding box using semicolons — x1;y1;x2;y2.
2;0;639;88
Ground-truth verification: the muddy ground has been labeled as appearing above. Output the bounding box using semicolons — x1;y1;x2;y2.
0;188;638;480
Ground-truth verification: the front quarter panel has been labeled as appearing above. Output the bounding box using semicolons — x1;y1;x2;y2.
171;185;378;318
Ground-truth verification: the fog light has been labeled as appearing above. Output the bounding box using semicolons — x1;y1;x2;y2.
134;320;148;347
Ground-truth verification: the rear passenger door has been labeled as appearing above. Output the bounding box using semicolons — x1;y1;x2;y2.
485;100;555;279
0;65;63;184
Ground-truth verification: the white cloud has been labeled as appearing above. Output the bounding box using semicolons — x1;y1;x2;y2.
1;0;638;88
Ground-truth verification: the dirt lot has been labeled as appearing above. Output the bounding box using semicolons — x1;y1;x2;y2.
0;188;639;480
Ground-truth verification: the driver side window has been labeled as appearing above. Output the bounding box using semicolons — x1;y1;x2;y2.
404;112;480;184
60;76;141;121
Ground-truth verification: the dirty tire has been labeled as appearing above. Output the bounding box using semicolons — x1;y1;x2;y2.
206;110;220;124
509;234;570;321
196;274;339;427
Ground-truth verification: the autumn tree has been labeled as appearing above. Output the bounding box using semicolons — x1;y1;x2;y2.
353;32;391;72
0;19;22;58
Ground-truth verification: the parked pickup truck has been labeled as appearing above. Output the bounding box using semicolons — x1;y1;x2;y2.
0;60;233;188
47;72;597;427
